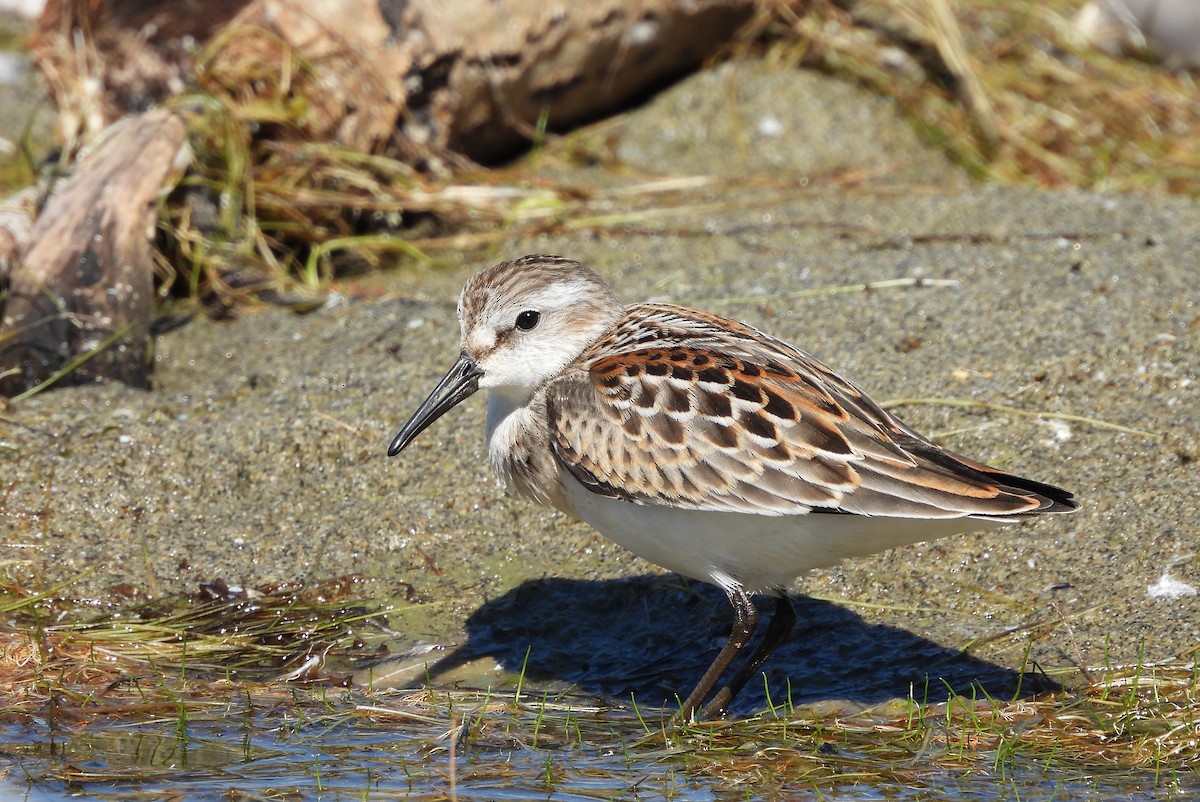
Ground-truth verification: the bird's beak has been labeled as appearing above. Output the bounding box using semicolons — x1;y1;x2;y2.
388;351;483;456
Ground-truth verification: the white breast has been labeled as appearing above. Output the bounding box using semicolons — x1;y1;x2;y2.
560;468;1004;594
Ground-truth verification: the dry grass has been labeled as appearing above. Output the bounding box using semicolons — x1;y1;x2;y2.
0;568;397;694
752;0;1200;191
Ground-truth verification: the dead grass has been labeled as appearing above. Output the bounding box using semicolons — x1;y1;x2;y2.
751;0;1200;191
0;569;398;695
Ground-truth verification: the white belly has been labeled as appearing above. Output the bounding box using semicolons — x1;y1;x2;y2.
560;469;1004;594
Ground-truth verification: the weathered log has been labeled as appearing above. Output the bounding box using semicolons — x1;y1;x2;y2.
31;0;763;163
0;108;188;397
11;0;762;394
410;0;762;162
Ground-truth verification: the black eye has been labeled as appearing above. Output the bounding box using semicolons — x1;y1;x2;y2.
515;310;541;331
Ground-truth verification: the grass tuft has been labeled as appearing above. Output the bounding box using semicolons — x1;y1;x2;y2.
745;0;1200;193
0;568;400;701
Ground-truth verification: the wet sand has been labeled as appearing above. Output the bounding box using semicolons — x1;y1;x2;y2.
3;62;1197;707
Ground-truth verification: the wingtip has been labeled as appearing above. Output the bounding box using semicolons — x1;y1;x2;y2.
991;478;1078;518
1001;474;1079;515
1039;488;1080;514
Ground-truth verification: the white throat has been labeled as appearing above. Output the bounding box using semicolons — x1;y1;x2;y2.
484;386;527;449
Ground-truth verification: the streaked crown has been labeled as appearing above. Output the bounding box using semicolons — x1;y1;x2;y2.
457;255;624;395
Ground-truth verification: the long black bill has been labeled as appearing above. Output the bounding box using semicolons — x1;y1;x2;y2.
388;351;483;457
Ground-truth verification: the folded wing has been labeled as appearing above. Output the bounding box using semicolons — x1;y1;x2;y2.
545;303;1077;520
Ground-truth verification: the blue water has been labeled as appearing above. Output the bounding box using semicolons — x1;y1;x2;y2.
1;714;1195;801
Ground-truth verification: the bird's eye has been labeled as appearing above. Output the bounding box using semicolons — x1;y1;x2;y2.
515;310;541;331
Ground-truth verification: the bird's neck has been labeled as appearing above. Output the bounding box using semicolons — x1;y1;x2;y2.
485;388;566;511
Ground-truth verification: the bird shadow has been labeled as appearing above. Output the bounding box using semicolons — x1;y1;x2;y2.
413;574;1057;716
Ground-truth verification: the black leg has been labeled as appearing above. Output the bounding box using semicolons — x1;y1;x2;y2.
701;594;796;718
677;584;758;721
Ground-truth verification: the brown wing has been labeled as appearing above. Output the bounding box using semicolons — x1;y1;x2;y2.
545;304;1076;519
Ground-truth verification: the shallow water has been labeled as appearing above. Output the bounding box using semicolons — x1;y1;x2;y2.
2;698;1196;801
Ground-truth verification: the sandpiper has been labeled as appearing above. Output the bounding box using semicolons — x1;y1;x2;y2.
389;254;1078;719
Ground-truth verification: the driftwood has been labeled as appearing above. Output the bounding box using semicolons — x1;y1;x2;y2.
7;0;765;395
0;109;188;396
31;0;763;163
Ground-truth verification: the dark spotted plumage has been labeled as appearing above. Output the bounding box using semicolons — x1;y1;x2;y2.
545;303;1076;520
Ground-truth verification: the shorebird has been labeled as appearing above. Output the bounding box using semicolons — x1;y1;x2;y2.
388;254;1078;719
